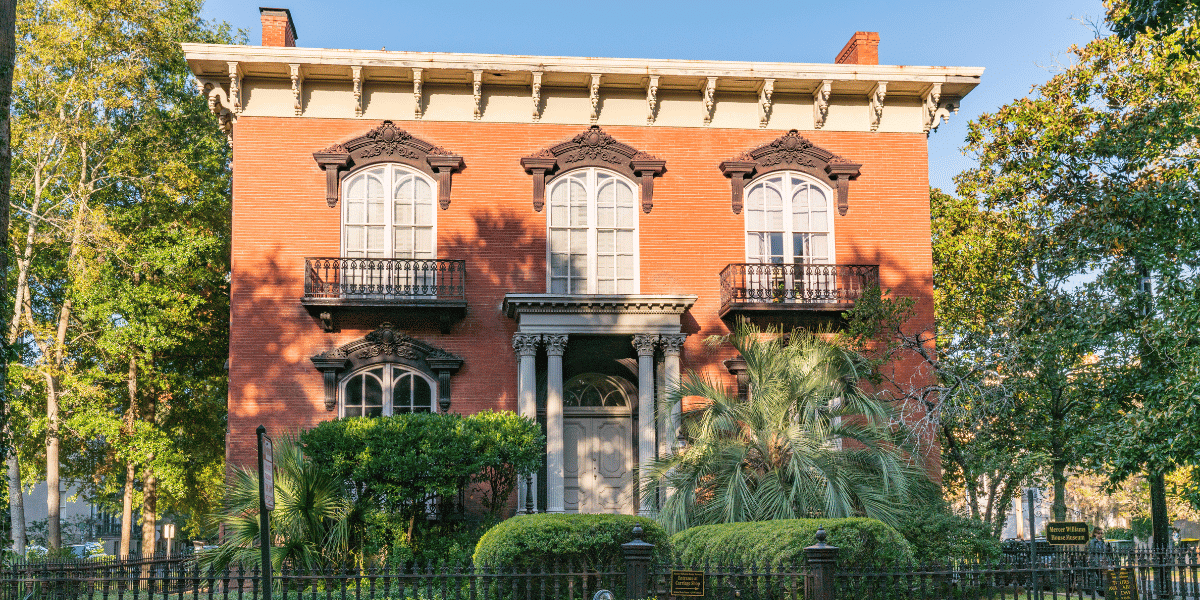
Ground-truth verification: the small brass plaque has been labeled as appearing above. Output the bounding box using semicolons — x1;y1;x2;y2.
671;570;706;597
1107;567;1138;600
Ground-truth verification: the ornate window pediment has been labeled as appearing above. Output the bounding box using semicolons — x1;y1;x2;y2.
311;323;463;413
313;121;465;210
520;126;665;213
718;130;861;216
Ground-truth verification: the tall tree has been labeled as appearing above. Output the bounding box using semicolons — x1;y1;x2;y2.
0;0;15;554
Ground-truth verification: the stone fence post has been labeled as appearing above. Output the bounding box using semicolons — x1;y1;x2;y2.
622;525;654;599
805;527;840;600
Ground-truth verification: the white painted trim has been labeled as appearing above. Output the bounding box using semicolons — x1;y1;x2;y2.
337;363;439;417
545;168;640;295
340;163;438;259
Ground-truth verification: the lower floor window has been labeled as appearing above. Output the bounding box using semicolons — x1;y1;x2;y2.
341;364;435;417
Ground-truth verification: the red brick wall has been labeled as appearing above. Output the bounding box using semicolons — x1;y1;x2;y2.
227;117;935;468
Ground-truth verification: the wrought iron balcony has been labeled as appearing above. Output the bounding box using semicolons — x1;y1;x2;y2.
718;263;879;321
302;257;467;332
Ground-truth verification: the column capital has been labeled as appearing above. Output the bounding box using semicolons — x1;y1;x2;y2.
658;334;687;355
632;333;659;356
512;333;541;357
544;333;569;356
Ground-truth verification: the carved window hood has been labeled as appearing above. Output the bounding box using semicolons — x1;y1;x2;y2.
310;323;464;413
312;120;465;209
719;130;861;215
520;126;665;213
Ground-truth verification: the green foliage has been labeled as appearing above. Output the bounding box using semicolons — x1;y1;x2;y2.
645;322;927;534
203;436;350;571
464;410;544;518
955;12;1200;507
1106;527;1134;540
473;514;669;568
891;506;1002;564
301;411;542;558
670;518;911;568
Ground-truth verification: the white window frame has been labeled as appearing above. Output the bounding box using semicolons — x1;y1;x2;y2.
340;164;438;259
545;167;640;295
338;364;439;418
743;171;836;265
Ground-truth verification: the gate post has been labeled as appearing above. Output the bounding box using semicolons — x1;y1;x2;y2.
622;525;654;599
805;527;840;600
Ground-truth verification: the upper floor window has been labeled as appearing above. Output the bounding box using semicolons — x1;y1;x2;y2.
343;164;436;259
341;364;436;418
744;172;833;264
547;168;638;294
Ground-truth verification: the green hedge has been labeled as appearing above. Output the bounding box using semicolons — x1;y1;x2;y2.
892;509;1001;563
473;514;671;567
670;518;911;567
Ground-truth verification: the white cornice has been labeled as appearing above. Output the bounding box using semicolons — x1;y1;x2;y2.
182;44;983;90
503;294;698;318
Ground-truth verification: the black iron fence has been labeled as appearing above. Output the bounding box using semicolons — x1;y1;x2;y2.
719;263;879;311
303;258;467;301
6;530;1200;600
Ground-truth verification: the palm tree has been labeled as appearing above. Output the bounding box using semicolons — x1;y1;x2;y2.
203;436;351;570
645;323;929;534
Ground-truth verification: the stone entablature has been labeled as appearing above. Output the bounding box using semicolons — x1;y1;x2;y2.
183;44;981;136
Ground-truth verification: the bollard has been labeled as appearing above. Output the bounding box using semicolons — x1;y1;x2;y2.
622;525;654;600
805;527;840;600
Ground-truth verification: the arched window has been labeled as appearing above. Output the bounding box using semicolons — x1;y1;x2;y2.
341;364;436;418
744;172;833;265
564;373;632;407
547;168;638;294
342;164;435;260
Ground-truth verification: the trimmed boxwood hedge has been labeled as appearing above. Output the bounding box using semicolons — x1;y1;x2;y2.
670;518;912;567
473;514;671;567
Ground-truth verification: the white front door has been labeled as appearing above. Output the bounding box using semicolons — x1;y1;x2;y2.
563;415;634;514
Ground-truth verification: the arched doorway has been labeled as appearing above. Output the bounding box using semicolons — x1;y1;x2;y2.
562;373;635;514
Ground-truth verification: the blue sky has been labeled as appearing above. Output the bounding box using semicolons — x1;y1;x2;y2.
200;0;1108;193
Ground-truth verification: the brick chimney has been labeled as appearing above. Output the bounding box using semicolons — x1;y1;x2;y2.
835;32;879;65
260;7;297;47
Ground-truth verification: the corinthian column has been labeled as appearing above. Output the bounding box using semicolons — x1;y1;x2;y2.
659;334;687;450
632;333;659;516
543;334;569;514
512;333;541;513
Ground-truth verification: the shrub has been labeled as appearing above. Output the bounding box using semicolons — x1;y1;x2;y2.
891;505;1001;563
473;514;670;567
1106;527;1133;540
670;518;911;567
466;410;544;517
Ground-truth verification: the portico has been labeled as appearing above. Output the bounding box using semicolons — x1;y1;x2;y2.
504;294;696;515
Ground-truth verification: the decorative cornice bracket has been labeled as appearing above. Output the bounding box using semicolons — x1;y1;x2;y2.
199;79;235;140
473;70;483;120
351;66;363;117
922;83;942;134
531;71;543;122
289;63;304;116
413;68;424;119
646;75;659;125
522;125;665;213
813;79;831;129
227;61;242;114
758;79;774;128
869;81;887;132
589;74;602;124
703;77;717;125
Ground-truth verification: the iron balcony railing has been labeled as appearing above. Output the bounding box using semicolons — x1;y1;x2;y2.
719;263;879;311
303;257;467;301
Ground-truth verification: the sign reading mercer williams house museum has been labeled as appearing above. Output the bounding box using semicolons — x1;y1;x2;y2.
183;7;982;517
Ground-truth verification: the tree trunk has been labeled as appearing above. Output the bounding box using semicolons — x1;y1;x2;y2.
1052;456;1068;521
140;464;156;557
5;435;23;555
119;460;135;557
0;0;17;558
44;370;60;550
120;355;137;557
